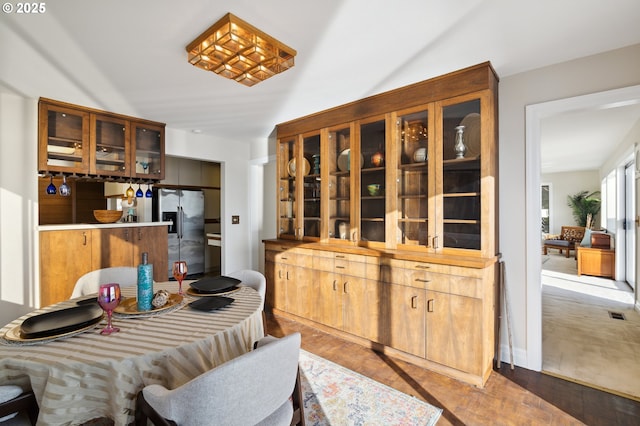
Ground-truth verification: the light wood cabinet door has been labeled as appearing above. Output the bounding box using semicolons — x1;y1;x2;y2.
384;283;426;358
132;226;168;282
286;265;313;318
342;274;367;337
40;230;93;306
315;270;341;327
426;290;482;374
91;227;134;269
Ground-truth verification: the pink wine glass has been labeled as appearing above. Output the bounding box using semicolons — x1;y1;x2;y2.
98;283;121;335
172;261;188;295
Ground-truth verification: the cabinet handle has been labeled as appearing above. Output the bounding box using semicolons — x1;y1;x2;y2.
335;265;345;270
82;231;87;246
278;270;282;279
432;235;439;249
427;299;434;312
411;296;418;309
352;231;357;241
343;282;348;293
333;280;338;291
415;278;431;283
124;229;129;241
281;256;288;260
138;229;143;241
286;271;290;280
415;265;430;270
335;255;345;259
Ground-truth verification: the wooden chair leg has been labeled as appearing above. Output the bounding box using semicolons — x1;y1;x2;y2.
0;391;39;426
135;392;176;426
291;366;305;426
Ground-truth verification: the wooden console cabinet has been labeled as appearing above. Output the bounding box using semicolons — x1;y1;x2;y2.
265;63;499;387
577;246;615;279
39;224;168;306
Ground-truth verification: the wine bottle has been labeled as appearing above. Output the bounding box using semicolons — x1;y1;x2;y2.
137;252;154;311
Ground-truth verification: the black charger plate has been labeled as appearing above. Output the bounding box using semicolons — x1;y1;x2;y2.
188;296;234;312
189;276;242;294
20;304;104;339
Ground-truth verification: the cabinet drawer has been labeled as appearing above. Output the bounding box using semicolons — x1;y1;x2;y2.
334;259;365;277
404;260;451;275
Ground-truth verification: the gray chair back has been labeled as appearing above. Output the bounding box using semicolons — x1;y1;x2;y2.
70;267;138;298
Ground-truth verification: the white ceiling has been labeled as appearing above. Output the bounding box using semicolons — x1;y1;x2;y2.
2;0;640;171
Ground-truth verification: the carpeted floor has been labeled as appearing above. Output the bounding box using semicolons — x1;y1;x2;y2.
542;254;640;401
299;349;442;426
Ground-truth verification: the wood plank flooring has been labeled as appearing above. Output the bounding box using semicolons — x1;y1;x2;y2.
266;313;640;425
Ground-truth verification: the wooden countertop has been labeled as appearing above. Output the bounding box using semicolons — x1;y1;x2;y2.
263;239;499;269
39;221;172;231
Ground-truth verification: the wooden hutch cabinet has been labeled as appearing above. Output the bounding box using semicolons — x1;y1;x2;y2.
265;62;499;387
39;98;165;180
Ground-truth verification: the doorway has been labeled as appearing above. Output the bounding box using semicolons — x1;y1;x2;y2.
526;84;640;379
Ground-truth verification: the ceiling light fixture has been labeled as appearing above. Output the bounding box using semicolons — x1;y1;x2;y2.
186;13;296;87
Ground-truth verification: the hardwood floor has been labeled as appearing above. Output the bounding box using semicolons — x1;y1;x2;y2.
266;313;640;425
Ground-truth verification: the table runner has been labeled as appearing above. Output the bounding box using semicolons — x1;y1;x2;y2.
0;282;263;425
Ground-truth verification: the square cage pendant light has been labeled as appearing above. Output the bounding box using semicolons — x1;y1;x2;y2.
186;13;296;87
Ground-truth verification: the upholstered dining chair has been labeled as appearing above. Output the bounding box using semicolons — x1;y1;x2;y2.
0;386;38;425
70;266;138;298
227;269;267;333
135;332;302;426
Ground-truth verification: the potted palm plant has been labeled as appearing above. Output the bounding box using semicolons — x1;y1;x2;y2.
567;190;601;228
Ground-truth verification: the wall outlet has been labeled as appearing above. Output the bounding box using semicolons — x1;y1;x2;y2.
231;215;240;224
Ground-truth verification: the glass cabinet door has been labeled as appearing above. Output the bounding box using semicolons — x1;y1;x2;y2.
359;118;386;245
39;103;90;174
396;108;431;249
131;122;164;179
302;133;321;239
439;98;481;250
328;125;352;242
278;138;298;239
91;115;129;177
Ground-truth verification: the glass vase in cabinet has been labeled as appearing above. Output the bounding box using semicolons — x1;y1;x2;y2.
438;97;482;252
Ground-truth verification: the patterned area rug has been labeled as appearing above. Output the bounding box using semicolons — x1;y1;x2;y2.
299;350;442;426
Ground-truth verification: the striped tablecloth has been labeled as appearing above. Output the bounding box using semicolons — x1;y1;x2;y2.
0;281;264;426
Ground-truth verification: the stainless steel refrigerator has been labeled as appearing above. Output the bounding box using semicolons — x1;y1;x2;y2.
153;188;205;279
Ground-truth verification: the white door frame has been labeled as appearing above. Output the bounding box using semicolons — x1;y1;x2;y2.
525;84;640;371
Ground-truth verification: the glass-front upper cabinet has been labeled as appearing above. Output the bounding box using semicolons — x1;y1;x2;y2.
359;117;386;246
91;115;129;177
302;133;321;239
328;124;353;242
438;97;482;251
396;107;432;250
38;102;90;174
278;138;298;239
131;122;165;180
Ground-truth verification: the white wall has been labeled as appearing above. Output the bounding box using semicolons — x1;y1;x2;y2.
541;170;601;234
501;43;640;370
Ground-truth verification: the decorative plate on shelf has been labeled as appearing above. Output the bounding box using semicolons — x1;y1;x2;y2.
287;158;310;177
459;113;481;158
337;149;364;172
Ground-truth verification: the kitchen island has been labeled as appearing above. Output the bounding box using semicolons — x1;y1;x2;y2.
39;221;171;306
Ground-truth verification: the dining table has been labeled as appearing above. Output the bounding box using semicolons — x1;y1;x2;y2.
0;280;264;426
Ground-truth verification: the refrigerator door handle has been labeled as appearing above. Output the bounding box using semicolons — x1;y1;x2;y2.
177;206;184;239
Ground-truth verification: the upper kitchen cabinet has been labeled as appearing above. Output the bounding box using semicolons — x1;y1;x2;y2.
275;62;498;258
38;101;90;174
38;98;165;181
131;121;165;180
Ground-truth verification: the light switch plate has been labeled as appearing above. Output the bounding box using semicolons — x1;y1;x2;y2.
231;215;240;224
